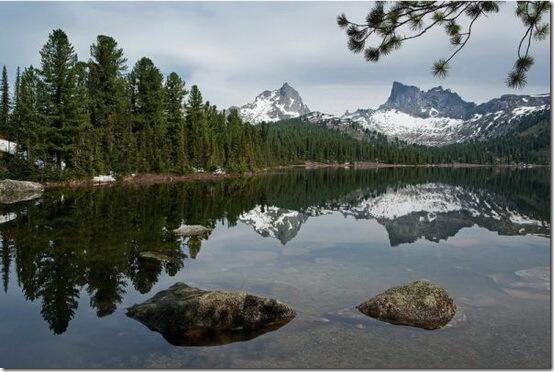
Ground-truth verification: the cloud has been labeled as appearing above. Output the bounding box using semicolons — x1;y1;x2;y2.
0;2;549;115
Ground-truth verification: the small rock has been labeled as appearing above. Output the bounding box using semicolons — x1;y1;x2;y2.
126;282;296;346
0;179;44;204
172;224;211;237
357;280;457;330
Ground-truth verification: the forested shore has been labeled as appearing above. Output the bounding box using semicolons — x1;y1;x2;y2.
0;29;549;182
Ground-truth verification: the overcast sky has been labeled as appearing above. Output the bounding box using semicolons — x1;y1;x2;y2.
0;2;550;115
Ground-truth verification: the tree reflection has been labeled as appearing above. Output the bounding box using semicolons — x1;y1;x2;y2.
0;167;549;334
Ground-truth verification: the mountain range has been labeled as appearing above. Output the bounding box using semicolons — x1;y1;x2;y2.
235;82;550;146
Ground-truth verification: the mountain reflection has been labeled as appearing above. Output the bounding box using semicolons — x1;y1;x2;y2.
0;167;549;335
240;181;550;245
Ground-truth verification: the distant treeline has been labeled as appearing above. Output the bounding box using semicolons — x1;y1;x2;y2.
0;30;549;180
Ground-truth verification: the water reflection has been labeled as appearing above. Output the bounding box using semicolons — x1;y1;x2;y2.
240;181;550;246
0;167;549;337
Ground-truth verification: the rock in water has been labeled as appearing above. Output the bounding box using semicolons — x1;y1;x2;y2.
0;179;44;204
172;224;211;237
126;282;296;346
357;280;456;330
138;251;172;262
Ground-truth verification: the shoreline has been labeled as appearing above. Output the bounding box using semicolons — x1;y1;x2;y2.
43;161;550;188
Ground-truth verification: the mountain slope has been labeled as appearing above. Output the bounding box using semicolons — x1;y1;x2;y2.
299;82;550;146
236;83;310;124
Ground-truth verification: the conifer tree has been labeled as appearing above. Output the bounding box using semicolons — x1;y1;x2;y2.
164;72;188;171
0;66;10;138
15;67;40;160
38;29;81;170
337;1;550;88
185;85;208;168
88;35;128;169
11;67;21;138
128;57;166;172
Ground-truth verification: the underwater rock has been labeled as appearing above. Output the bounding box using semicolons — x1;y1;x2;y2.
489;266;549;300
138;251;172;262
172;224;211;237
126;282;296;346
357;280;457;330
0;179;44;204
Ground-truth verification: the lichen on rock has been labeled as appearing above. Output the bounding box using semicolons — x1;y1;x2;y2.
357;280;456;330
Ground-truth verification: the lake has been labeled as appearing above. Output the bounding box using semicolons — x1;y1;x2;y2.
0;167;550;368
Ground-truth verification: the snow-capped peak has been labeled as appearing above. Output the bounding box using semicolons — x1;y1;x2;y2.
236;83;310;124
298;81;550;146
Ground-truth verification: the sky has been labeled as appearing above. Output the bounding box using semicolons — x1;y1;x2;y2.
0;1;550;115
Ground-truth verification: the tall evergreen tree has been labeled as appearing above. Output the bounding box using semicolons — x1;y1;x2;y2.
164;72;188;171
38;29;81;170
185;85;209;168
11;67;21;137
128;57;166;172
88;35;128;170
14;67;40;160
0;66;10;137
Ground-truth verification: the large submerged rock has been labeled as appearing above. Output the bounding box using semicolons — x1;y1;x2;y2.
357;280;456;330
0;179;44;204
138;251;172;262
489;266;549;300
126;282;296;346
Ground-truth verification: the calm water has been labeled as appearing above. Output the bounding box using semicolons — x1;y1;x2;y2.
0;167;550;368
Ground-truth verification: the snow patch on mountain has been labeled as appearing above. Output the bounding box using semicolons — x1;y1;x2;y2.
363;109;465;145
299;82;550;146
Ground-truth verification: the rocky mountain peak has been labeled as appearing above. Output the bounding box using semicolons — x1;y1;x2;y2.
236;83;310;124
381;81;476;119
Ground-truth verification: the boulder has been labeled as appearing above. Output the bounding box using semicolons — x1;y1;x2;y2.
357;280;456;330
0;179;44;204
126;282;296;346
172;224;211;237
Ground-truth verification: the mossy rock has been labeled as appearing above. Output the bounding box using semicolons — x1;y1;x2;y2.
357;280;456;330
127;282;296;346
